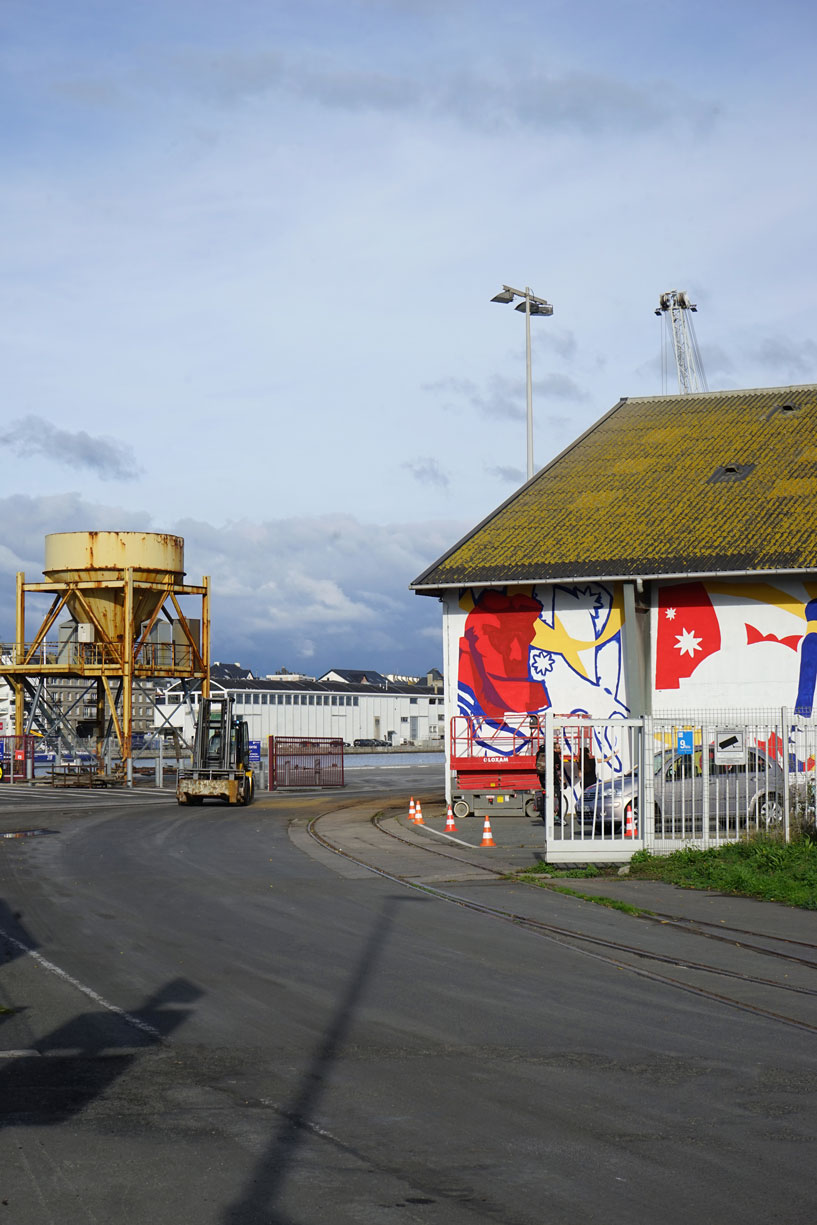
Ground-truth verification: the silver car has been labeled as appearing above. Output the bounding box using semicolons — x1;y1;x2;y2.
578;747;785;837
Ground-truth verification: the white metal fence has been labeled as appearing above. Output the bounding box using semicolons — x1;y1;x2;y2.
542;710;817;863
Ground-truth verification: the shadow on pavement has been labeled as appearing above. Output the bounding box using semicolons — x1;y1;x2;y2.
222;894;424;1225
1;902;202;1128
0;899;37;964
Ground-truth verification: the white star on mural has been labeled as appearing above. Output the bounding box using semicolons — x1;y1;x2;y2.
674;627;702;657
665;607;677;620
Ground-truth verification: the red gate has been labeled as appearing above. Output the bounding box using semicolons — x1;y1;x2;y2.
0;735;36;783
269;737;344;789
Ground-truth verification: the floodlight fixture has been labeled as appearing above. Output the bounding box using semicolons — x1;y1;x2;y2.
489;283;554;480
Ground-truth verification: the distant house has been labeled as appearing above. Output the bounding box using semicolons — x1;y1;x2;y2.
212;662;255;682
319;668;390;687
412;384;817;731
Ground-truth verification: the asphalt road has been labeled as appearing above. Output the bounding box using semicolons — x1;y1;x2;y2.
1;772;816;1225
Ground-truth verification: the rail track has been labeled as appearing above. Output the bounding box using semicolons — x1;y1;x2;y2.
306;806;817;1036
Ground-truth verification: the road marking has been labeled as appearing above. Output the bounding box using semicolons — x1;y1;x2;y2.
410;823;479;849
0;928;161;1040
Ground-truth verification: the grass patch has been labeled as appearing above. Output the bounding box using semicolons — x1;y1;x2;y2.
628;838;817;909
541;885;647;916
521;861;605;880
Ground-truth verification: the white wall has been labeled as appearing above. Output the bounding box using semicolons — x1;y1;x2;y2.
651;576;817;715
156;685;445;745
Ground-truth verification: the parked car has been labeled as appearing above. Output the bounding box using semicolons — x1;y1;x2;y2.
578;747;785;836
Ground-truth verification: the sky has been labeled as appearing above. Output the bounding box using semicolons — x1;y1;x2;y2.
1;0;815;678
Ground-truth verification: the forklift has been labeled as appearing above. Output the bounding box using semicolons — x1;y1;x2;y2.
176;696;254;806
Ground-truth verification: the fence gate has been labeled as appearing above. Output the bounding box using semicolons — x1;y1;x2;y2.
0;735;35;783
269;737;345;789
545;718;645;863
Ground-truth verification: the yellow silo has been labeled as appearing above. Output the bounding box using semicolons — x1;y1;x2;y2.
3;531;210;781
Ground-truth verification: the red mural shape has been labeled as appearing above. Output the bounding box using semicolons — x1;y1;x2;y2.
745;624;802;652
655;582;721;690
459;590;550;720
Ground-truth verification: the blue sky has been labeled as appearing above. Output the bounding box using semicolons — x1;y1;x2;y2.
1;0;815;676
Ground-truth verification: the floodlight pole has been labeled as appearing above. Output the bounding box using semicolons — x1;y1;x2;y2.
524;293;533;481
491;284;553;481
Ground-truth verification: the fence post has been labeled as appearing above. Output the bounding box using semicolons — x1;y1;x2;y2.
701;723;711;848
781;707;791;843
641;715;654;850
544;710;554;849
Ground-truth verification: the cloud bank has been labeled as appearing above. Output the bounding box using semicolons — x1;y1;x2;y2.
0;494;463;677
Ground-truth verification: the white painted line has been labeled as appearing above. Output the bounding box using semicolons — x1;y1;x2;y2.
0;1049;40;1058
0;929;161;1040
410;823;480;849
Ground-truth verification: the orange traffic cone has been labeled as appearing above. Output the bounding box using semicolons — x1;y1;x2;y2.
480;814;496;847
414;800;424;825
624;805;638;838
408;796;416;822
445;804;457;833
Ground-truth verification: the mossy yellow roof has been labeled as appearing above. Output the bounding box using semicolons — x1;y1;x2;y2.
412;385;817;590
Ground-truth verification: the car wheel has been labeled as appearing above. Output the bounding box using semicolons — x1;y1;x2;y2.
525;795;541;819
753;793;784;826
453;798;470;820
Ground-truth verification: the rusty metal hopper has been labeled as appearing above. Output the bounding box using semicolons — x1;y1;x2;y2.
43;531;185;642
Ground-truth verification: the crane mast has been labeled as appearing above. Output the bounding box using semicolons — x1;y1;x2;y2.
655;289;708;394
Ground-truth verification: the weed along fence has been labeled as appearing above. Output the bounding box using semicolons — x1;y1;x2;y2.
269;736;344;789
534;712;815;864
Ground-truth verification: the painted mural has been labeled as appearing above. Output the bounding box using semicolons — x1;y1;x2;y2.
455;583;629;767
653;579;817;716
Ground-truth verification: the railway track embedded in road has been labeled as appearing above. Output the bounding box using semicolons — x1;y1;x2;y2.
306;807;817;1037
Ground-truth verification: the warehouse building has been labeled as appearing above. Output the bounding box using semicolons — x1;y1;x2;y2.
412;384;817;735
155;665;445;746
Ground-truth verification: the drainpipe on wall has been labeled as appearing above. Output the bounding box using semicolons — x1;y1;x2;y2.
622;581;651;717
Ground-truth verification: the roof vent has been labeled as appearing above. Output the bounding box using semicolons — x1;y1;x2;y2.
765;401;800;420
709;462;755;484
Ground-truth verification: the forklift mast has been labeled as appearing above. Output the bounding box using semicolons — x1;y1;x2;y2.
193;697;249;772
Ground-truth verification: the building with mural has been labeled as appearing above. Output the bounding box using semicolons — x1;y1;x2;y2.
412;385;817;775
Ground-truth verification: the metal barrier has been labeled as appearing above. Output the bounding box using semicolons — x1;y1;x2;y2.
534;711;817;862
269;737;345;789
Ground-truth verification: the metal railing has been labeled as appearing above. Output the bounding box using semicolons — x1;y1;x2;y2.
0;641;197;671
541;712;817;862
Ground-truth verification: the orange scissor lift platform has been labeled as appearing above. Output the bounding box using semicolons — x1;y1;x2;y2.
450;716;543;819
